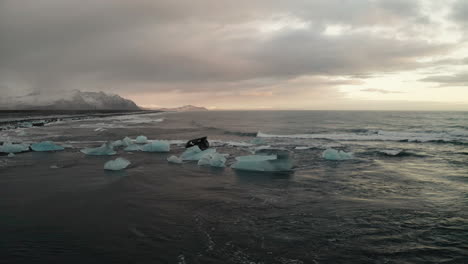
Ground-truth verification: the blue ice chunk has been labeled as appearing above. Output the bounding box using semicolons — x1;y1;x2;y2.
167;155;183;164
111;140;124;147
124;144;142;151
0;142;30;153
104;157;131;171
122;137;133;146
180;146;216;161
19;122;33;128
135;135;148;144
80;143;116;156
250;138;266;145
141;140;170;152
31;141;65;152
322;148;353;160
231;150;293;172
198;152;228;167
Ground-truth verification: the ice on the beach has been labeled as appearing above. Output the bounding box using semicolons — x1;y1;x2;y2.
124;144;142;152
7;153;15;157
322;148;353;160
31;141;65;152
135;135;148;144
111;140;124;147
104;157;131;171
231;150;293;172
167;155;183;164
122;137;133;146
198;152;228;168
180;146;216;161
0;142;30;153
141;140;170;152
81;143;116;156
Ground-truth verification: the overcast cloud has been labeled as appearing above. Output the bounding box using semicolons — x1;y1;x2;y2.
0;0;467;109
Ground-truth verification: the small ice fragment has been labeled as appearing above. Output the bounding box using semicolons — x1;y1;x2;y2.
141;140;170;152
104;157;131;171
295;146;310;150
111;140;124;147
31;141;65;152
7;153;15;157
17;130;27;136
122;137;133;146
124;144;142;152
94;127;106;132
322;148;353;160
19;122;33;128
180;146;216;161
0;142;30;153
81;143;116;156
231;150;293;172
167;155;183;164
198;152;227;167
50;165;59;169
135;135;148;144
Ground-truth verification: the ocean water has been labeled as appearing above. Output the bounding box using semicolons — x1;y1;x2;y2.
0;110;467;263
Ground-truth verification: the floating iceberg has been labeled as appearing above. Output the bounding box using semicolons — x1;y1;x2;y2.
122;137;133;146
0;142;30;153
104;157;131;171
180;146;216;161
322;148;353;160
7;153;15;157
167;155;183;164
81;143;116;156
231;150;293;172
135;135;148;144
124;144;142;152
31;141;65;152
141;140;170;152
198;152;228;168
19;122;33;128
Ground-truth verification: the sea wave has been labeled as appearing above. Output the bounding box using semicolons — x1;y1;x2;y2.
257;130;467;144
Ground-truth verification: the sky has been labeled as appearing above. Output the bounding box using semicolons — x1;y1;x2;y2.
1;0;467;110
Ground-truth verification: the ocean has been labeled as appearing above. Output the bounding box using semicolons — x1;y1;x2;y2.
0;110;467;263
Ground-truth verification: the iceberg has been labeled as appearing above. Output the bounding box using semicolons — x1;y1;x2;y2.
198;152;228;168
135;135;148;144
81;143;116;156
322;148;353;160
104;157;131;171
180;146;216;161
31;141;65;152
0;142;30;153
250;138;266;145
167;155;183;164
231;150;293;172
7;153;15;157
122;137;133;146
141;140;170;152
17;130;27;136
124;144;142;152
379;149;402;156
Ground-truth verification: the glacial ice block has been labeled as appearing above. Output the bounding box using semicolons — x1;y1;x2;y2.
124;144;142;152
122;137;133;146
31;141;65;152
141;141;170;152
104;157;131;171
231;151;293;172
197;152;227;168
167;155;183;164
322;148;353;160
180;146;216;161
81;143;116;156
111;140;124;147
135;135;148;144
0;142;30;153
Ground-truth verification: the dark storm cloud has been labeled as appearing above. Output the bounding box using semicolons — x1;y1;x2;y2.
420;72;468;86
0;0;456;98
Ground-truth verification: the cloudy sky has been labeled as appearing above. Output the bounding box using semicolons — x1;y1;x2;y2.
1;0;467;110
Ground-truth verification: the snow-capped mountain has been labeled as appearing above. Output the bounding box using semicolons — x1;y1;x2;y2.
1;90;140;110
